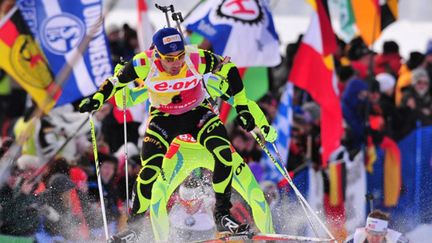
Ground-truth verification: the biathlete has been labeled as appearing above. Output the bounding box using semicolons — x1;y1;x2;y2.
79;27;277;240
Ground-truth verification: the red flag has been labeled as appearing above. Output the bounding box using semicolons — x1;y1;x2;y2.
289;0;343;168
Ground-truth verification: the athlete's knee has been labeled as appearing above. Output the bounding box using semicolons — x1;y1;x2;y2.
218;145;233;164
138;163;162;183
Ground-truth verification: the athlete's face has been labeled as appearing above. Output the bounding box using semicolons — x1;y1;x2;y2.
366;229;386;243
158;50;186;75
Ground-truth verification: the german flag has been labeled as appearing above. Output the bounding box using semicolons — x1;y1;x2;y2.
324;159;347;241
352;0;398;46
0;7;59;113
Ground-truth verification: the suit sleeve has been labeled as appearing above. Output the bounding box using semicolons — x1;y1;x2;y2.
95;56;143;103
199;49;271;128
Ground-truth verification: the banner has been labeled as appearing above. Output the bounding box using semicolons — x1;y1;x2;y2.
184;0;281;67
18;0;113;106
0;6;58;113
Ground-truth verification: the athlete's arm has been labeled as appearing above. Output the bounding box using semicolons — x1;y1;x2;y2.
198;50;277;141
97;60;140;103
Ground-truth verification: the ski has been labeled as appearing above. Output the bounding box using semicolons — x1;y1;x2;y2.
194;232;336;242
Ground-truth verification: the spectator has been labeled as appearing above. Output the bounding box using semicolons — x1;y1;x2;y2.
106;24;123;64
39;173;83;241
400;68;432;128
88;153;121;236
395;51;426;106
346;37;374;79
375;72;401;139
0;164;39;237
342;78;370;152
337;65;355;94
374;41;402;76
344;210;408;243
117;154;141;203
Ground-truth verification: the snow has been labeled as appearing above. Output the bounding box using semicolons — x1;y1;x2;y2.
405;224;432;243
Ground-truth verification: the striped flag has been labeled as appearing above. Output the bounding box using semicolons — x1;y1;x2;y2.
289;0;343;168
0;6;59;113
260;83;293;184
136;0;154;51
351;0;398;46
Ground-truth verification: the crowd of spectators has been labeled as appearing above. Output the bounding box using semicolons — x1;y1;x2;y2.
1;6;432;240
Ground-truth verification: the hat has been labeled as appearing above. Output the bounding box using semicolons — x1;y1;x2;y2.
411;68;430;85
347;37;372;61
366;216;388;233
152;27;184;55
376;73;396;92
337;65;355;82
16;155;41;170
406;51;425;70
383;41;399;54
69;167;88;187
48;173;75;193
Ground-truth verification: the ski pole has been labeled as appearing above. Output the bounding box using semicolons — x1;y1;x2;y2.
250;131;335;241
119;57;130;217
89;112;110;240
122;88;130;217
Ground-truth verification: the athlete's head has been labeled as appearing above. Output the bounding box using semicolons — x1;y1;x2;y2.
365;210;389;243
153;27;185;75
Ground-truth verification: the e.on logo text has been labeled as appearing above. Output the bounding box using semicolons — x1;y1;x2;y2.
149;77;199;93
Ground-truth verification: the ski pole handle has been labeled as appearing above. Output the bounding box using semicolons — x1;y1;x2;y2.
155;4;174;27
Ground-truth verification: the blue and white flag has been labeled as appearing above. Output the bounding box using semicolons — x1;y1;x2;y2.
184;0;281;67
260;82;293;183
18;0;112;106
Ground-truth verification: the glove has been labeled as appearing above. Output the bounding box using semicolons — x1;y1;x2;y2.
261;125;278;143
114;59;126;76
78;93;104;113
235;105;255;131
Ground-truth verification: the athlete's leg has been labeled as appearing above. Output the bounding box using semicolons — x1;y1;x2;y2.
194;111;249;234
131;118;172;216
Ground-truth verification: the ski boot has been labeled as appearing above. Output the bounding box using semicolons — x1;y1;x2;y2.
108;213;145;243
108;228;139;243
214;210;250;236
